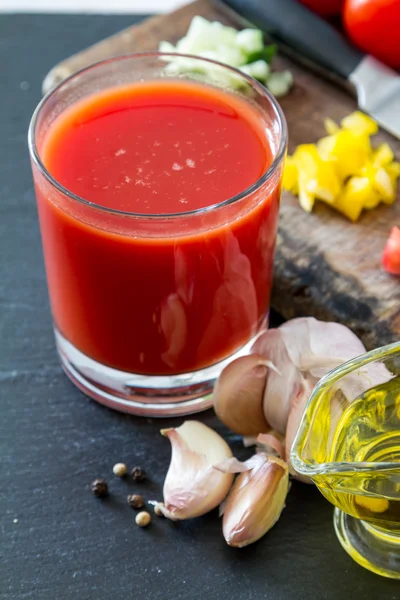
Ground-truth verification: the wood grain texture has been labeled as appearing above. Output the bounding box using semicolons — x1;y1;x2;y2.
42;0;400;349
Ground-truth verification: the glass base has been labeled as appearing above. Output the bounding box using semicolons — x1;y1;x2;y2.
55;328;263;417
334;508;400;579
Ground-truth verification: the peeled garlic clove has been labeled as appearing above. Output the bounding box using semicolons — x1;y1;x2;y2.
213;354;271;436
161;420;234;520
222;453;289;548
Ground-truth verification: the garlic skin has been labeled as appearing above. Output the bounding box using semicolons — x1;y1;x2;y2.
285;376;315;483
256;431;285;459
221;453;289;548
279;317;366;378
161;421;234;520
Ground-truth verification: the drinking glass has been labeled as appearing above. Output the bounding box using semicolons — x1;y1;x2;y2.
29;53;287;416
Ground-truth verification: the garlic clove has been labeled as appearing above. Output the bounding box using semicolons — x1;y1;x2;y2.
213;354;273;436
222;453;289;548
161;421;234;520
279;317;366;377
253;329;302;434
252;318;371;436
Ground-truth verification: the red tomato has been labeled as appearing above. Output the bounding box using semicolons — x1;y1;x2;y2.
382;227;400;276
344;0;400;68
299;0;343;16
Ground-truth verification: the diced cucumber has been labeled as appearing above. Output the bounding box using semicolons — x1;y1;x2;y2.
175;37;195;53
197;49;220;61
210;21;237;46
261;44;277;64
239;60;270;82
176;35;211;55
235;28;264;56
186;15;213;41
215;44;246;67
158;40;177;54
266;70;293;97
247;44;277;65
164;55;202;74
159;16;293;98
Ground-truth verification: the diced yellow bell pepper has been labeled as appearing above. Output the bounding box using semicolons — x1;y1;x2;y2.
292;144;340;203
324;117;339;135
350;175;381;209
298;171;315;213
374;167;396;204
317;135;337;162
363;193;381;210
386;162;400;202
282;155;298;194
283;110;398;221
386;161;400;188
306;163;340;203
334;177;369;222
387;161;400;177
292;144;320;171
372;143;394;167
291;147;319;212
361;162;396;204
326;130;371;179
341;111;378;136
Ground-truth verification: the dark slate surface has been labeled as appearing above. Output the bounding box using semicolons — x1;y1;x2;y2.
1;13;399;600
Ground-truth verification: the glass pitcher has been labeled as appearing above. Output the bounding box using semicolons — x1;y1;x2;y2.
291;341;400;579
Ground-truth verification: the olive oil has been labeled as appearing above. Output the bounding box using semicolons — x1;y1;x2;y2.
314;377;400;529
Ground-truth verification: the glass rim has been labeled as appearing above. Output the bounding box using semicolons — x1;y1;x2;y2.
28;51;288;220
290;340;400;476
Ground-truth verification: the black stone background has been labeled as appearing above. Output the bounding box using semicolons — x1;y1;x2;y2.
1;13;399;600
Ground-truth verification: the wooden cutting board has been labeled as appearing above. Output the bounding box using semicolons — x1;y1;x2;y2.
42;0;400;349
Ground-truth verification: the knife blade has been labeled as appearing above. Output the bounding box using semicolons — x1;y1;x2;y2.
217;0;400;139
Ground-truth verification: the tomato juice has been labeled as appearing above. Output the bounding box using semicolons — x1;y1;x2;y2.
33;78;281;376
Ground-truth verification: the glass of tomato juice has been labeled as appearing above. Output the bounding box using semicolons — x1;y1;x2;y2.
28;53;287;416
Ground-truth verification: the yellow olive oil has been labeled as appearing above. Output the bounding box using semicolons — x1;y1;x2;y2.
313;377;400;529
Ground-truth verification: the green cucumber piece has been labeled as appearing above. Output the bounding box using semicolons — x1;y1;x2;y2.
239;60;270;82
235;28;264;56
266;70;293;97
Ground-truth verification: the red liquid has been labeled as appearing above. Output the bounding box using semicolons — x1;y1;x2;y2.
36;80;280;374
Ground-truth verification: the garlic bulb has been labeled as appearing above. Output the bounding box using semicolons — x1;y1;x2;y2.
220;453;289;547
212;316;382;483
252;318;364;433
160;421;234;520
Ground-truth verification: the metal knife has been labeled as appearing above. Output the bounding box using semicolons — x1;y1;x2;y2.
218;0;400;139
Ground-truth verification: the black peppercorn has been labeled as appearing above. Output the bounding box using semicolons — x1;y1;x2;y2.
131;466;147;482
91;478;108;498
127;494;145;509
